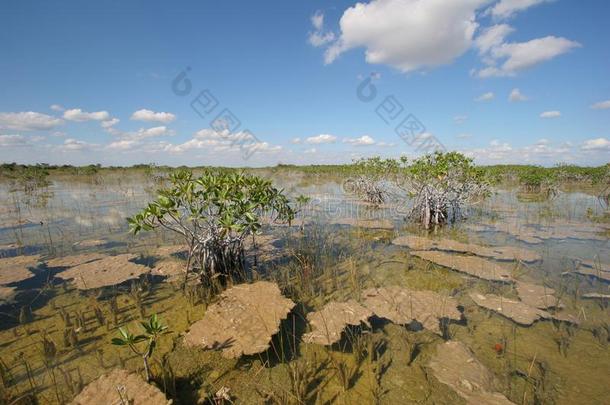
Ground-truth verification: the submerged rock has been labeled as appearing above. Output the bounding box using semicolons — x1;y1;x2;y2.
515;281;563;309
70;368;171;405
392;235;541;263
411;251;513;283
581;293;610;300
45;253;106;268
56;254;150;290
151;259;185;281
303;299;373;345
428;341;515;405
361;286;460;335
0;254;41;285
571;259;610;282
72;239;108;248
331;217;394;230
184;281;295;358
469;293;578;326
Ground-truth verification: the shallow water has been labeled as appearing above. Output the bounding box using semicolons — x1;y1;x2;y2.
0;171;608;404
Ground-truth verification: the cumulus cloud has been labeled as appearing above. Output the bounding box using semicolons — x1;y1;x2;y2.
0;134;29;147
291;137;302;144
488;0;553;20
0;111;63;131
323;0;487;72
475;92;495;102
509;88;528;102
131;109;176;123
474;24;514;55
475;35;580;78
591;100;610;110
50;104;65;112
343;135;376;146
163;128;282;156
581;137;610;151
308;12;335;47
61;138;94;151
540;110;560;118
305;134;337;144
63;108;110;122
101;118;120;128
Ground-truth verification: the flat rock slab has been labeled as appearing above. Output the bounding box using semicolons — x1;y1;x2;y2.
184;281;295;358
515;281;562;309
361;286;460;335
411;251;513;283
428;341;515;405
154;245;188;257
0;255;41;285
392;236;541;263
331;218;394;230
469;293;579;326
72;239;108;248
581;293;610;300
45;253;107;268
0;285;17;304
56;254;150;290
151;259;185;281
303;299;373;345
70;369;171;405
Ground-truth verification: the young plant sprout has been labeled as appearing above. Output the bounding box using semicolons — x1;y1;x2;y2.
111;314;168;382
128;170;295;287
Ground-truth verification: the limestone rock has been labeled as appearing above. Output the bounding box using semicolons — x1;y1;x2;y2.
515;281;562;309
303;300;373;345
70;369;171;405
411;251;513;283
0;255;41;285
428;341;515;405
361;286;460;334
184;281;295;358
45;253;106;268
56;254;149;290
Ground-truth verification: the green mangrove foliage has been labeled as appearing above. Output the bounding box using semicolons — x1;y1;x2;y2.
398;152;489;229
128;170;295;284
343;157;401;205
518;166;558;197
111;314;168;382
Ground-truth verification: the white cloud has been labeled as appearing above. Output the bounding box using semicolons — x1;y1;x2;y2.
61;138;93;151
305;134;337;144
581;137;610;151
107;139;139;151
304;148;317;154
343;135;376;146
0;134;29;147
476;36;580;78
291;137;302;144
63;108;110;122
162;128;282;156
131;109;176;123
475;92;495;102
453;115;468;124
50;104;64;112
488;0;553;20
540;110;560;118
591;100;610;110
323;0;487;72
101;118;120;128
509;88;528;102
475;24;514;55
308;11;336;47
0;112;63;131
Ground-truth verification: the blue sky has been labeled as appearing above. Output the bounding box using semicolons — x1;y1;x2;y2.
1;0;609;166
